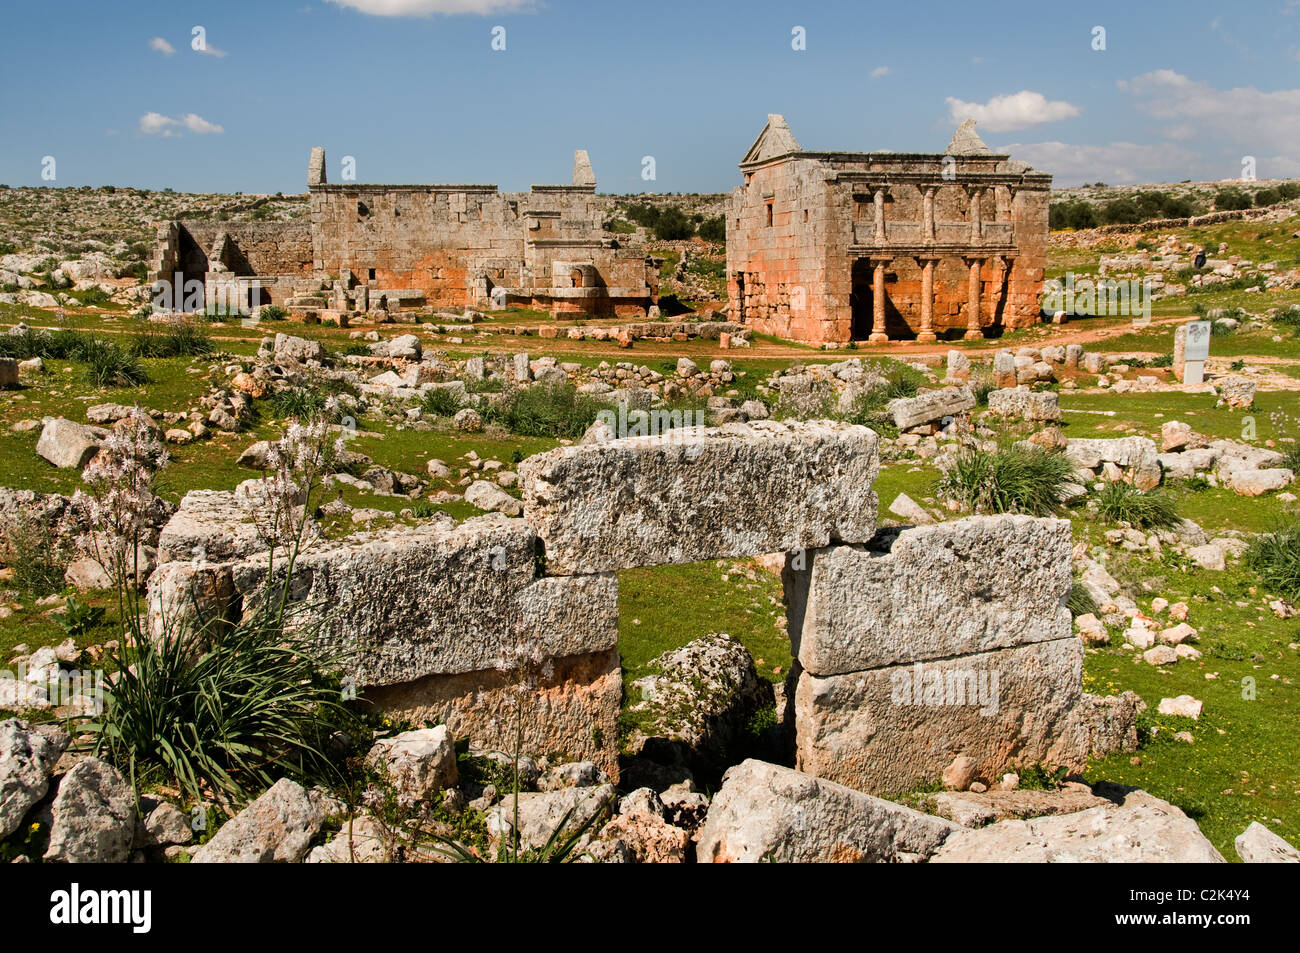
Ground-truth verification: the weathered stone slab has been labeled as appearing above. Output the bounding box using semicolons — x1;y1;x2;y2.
0;719;68;839
180;515;620;687
35;418;106;469
695;759;959;863
986;388;1061;422
887;386;975;429
1235;821;1300;863
785;516;1073;676
931;789;1226;862
519;420;878;574
793;638;1084;796
155;489;266;564
364;647;622;779
1065;436;1161;489
931;787;1111;828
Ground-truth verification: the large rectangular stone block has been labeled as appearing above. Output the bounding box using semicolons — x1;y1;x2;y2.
887;386;975;429
364;647;622;780
519;419;879;574
152;514;618;688
785;516;1073;676
794;638;1084;796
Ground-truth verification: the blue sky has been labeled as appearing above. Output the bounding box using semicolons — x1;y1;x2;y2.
3;0;1300;193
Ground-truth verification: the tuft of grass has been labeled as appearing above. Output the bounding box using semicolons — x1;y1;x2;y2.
1244;521;1300;600
420;387;463;418
85;605;361;804
486;382;603;439
1067;581;1099;618
937;445;1076;516
270;387;329;420
1094;481;1181;529
130;322;213;359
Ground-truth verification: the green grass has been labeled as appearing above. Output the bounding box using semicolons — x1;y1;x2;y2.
1081;558;1300;859
937;445;1077;516
1094;482;1181;529
1244;522;1300;600
618;559;789;690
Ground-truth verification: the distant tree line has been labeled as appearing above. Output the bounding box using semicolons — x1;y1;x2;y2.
1050;183;1300;230
619;202;726;242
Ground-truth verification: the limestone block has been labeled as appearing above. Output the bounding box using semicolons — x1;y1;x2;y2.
794;638;1084;796
931;789;1225;863
785;516;1072;676
156;489;267;564
364;647;622;779
519;420;878;574
695;759;958;863
986;388;1061;422
1064;436;1161;489
887;386;975;429
35;418;106;469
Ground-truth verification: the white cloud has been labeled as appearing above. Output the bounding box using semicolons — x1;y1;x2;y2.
196;44;228;58
997;140;1200;186
1122;69;1300;156
324;0;533;14
138;112;225;136
945;90;1079;132
149;37;176;56
870;66;890;79
180;113;224;134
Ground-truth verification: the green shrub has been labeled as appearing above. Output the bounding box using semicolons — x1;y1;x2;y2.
420;387;463;418
697;215;726;243
80;339;148;387
1246;522;1300;599
86;607;361;803
487;382;603;439
1274;307;1300;337
0;516;71;596
56;596;105;638
75;286;114;308
130;322;213;358
257;305;289;321
1214;188;1252;211
1094;482;1180;529
937;445;1076;516
1067;582;1099;618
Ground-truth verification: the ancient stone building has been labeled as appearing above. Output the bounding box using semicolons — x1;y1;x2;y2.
726;116;1051;344
150;148;658;318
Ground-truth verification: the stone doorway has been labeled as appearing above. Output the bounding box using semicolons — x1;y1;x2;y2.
850;258;911;340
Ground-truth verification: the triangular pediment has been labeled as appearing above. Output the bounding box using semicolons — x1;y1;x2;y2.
741;114;801;165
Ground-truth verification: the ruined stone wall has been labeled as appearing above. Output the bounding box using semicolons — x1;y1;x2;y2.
151;221;312;281
148;419;1119;790
308;184;653;316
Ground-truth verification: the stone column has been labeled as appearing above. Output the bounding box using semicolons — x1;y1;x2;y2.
964;257;983;340
873;188;886;243
870;257;890;342
969;186;984;243
922;187;936;242
917;257;938;342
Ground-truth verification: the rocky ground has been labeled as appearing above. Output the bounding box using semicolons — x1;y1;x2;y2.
0;190;1297;863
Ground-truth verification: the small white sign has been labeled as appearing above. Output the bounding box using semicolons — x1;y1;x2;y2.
1185;321;1211;362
